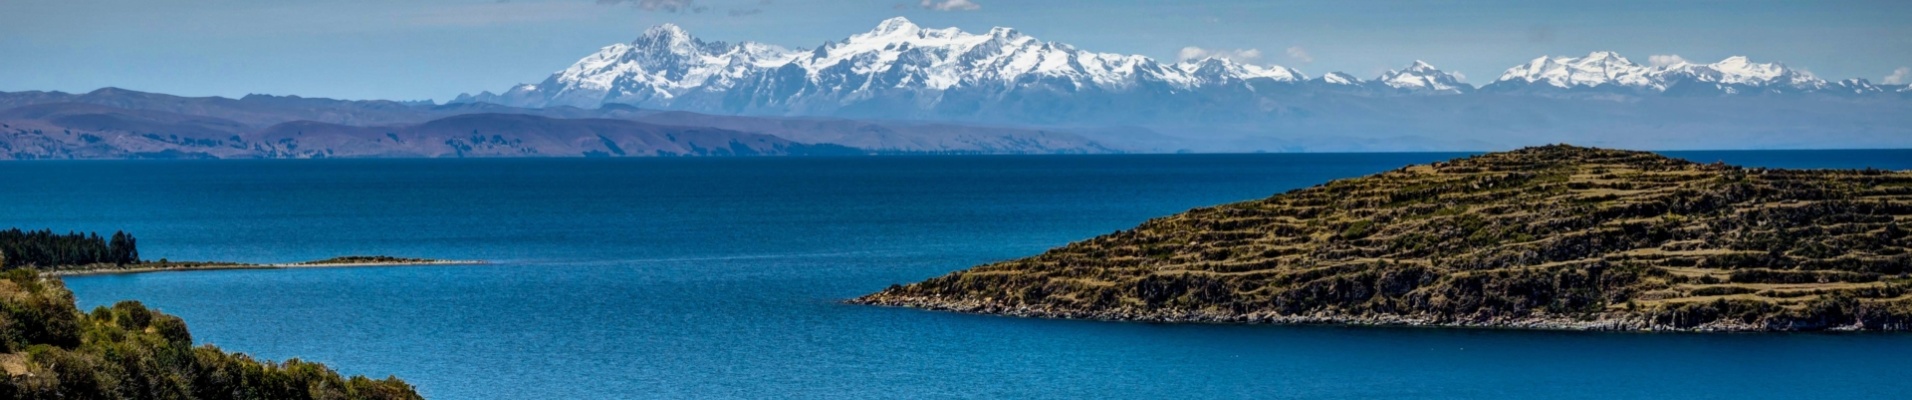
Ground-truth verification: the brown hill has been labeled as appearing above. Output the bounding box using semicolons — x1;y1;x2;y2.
0;107;855;159
855;145;1912;331
0;88;1116;157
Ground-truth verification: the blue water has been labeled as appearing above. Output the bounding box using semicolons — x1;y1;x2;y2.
2;150;1908;399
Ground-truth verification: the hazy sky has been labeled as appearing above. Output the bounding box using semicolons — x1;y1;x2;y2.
4;0;1908;101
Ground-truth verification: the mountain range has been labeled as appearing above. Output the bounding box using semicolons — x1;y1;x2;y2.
0;88;1113;159
4;16;1908;158
456;17;1911;152
461;17;1907;109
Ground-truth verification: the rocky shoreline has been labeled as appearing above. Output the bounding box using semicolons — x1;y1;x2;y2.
850;294;1890;333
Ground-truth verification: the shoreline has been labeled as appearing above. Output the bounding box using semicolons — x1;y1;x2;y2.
45;259;485;277
849;295;1902;333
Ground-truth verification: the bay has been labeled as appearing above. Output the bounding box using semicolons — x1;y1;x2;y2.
3;150;1908;399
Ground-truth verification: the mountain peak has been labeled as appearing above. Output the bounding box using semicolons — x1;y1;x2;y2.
641;23;691;40
1318;72;1360;85
1584;51;1626;61
1378;61;1469;94
633;23;702;52
872;16;920;34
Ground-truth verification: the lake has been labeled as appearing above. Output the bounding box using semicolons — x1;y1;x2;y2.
5;150;1910;399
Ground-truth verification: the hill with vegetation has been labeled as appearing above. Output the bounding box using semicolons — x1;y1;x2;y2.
0;230;425;397
856;145;1912;331
0;269;420;399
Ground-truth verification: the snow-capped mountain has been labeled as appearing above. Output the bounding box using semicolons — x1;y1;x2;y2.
459;17;1343;113
1483;52;1837;95
1176;58;1306;87
476;23;800;107
457;17;1904;129
1313;72;1362;86
1374;61;1470;94
1489;51;1656;90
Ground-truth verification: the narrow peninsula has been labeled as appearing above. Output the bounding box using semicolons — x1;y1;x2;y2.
856;145;1912;331
0;229;433;397
0;228;477;276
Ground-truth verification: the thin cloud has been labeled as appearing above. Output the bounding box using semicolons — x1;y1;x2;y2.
920;0;981;11
1648;54;1689;67
728;0;771;17
1526;25;1555;44
597;0;707;13
1285;46;1313;64
1886;67;1911;85
1178;47;1261;63
411;2;601;27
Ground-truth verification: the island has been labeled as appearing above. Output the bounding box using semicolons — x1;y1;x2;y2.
855;145;1912;331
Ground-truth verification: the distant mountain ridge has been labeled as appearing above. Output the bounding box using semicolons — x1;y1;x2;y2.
0;105;854;159
0;88;1116;159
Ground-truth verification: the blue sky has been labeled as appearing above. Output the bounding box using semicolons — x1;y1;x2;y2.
3;0;1908;101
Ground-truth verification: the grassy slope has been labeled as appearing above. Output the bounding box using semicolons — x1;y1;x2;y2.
857;145;1912;331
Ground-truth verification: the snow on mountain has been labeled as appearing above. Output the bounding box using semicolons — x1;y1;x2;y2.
457;18;1904;121
1314;72;1361;85
464;17;1327;109
1175;57;1307;89
475;23;801;107
1830;79;1883;95
1375;60;1469;94
1491;51;1658;90
791;17;1191;93
1485;51;1832;95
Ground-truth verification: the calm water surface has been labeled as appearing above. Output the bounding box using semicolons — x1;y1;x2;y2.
4;150;1910;399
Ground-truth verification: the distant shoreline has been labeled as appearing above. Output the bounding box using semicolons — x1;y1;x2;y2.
44;258;484;277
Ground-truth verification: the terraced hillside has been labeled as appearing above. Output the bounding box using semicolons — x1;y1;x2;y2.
855;145;1912;331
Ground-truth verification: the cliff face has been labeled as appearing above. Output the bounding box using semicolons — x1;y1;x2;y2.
856;145;1912;331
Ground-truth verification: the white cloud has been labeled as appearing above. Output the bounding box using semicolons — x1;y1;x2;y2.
920;0;980;11
1178;47;1261;63
1647;54;1689;67
1886;67;1911;85
1284;46;1313;63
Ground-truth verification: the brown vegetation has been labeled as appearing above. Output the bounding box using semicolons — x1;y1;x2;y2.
856;145;1912;331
